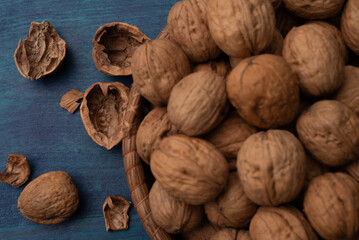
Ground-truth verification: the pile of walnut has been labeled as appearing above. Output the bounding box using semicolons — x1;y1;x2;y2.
133;0;359;239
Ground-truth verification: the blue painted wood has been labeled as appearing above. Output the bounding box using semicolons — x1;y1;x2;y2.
0;1;178;239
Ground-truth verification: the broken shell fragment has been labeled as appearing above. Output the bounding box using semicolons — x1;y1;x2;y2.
103;196;131;231
92;22;150;76
60;89;84;114
80;82;129;150
14;21;66;80
0;154;30;188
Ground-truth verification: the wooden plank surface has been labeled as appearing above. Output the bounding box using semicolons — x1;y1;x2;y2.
0;1;177;239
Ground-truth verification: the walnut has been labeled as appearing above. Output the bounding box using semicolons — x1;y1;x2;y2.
0;154;30;188
207;0;275;58
204;111;257;160
167;0;221;63
193;57;231;78
346;160;359;182
342;0;359;55
227;54;300;129
136;107;178;165
92;22;149;76
283;0;345;19
304;172;359;239
181;220;221;240
102;196;131;231
263;29;284;56
237;130;306;206
149;181;203;234
17;171;79;225
14;21;66;80
296;100;359;167
249;206;318;240
60;89;84;114
167;71;228;136
131;39;191;106
229;57;243;69
150;134;229;205
204;172;257;228
282;22;344;97
211;229;251;240
336;66;359;117
80;82;129;150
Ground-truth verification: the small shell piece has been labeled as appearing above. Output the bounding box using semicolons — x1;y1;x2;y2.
304;172;359;239
0;154;30;188
296;100;359;167
249;206;318;240
103;196;131;231
80;82;129;150
149;181;203;234
14;21;66;80
283;0;345;19
92;22;150;76
341;0;359;55
60;89;84;114
207;0;276;58
211;228;251;240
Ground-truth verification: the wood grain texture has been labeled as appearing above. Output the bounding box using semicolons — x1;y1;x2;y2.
0;0;178;239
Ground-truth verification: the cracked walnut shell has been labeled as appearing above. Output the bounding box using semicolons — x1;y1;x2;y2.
92;22;149;76
80;82;129;150
14;21;66;80
342;0;359;55
237;130;306;206
17;171;79;225
296;100;359;167
150;134;229;205
149;181;203;234
207;0;275;58
103;196;131;231
304;172;359;239
131;39;191;106
0;154;30;188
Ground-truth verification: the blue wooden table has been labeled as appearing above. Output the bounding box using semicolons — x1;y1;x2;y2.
0;1;177;239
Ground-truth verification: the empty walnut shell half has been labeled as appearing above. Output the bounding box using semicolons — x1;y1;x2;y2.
18;171;79;225
92;22;150;76
80;82;129;150
103;196;131;231
14;21;66;81
0;154;30;188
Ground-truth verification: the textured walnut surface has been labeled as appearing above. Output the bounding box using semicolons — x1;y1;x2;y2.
168;70;228;136
227;54;300;129
180;221;221;240
149;181;203;234
0;154;30;188
92;22;149;76
283;0;345;19
102;196;131;231
336;65;359;116
296;100;359;167
341;0;359;54
17;171;79;225
207;0;275;58
211;228;251;240
150;134;229;205
193;57;231;78
14;21;66;80
304;172;359;239
80;82;129;150
249;206;318;240
60;89;84;114
237;130;306;206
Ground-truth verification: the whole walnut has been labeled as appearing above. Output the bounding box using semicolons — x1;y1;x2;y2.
346;160;359;182
237;130;306;206
17;171;79;225
282;23;344;97
227;54;300;129
207;0;275;58
131;39;191;106
341;0;359;55
304;172;359;239
249;206;318;240
167;0;220;63
181;220;221;240
149;181;203;234
150;134;229;205
136;107;178;165
167;71;228;136
211;228;251;240
283;0;345;19
204;172;257;228
296;100;359;167
336;66;359;116
204;111;257;160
